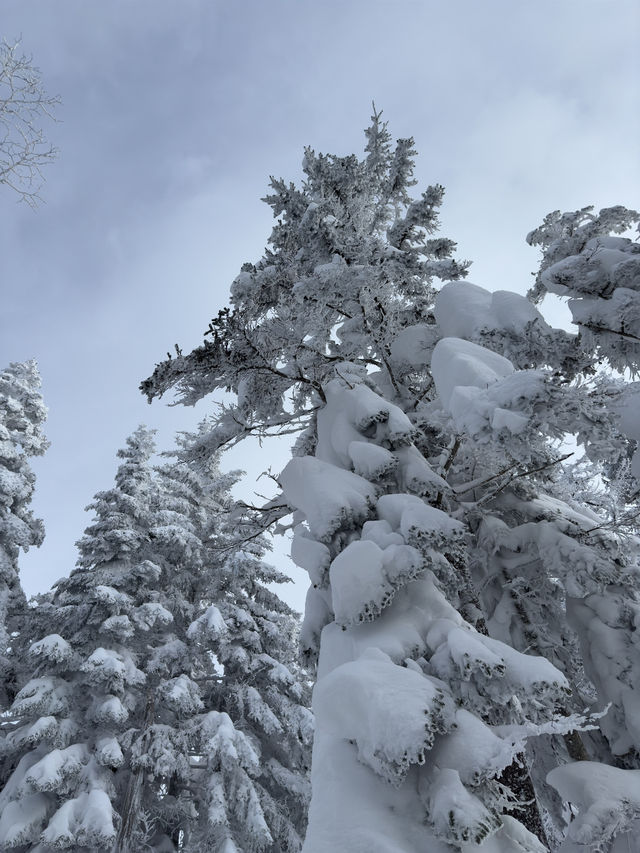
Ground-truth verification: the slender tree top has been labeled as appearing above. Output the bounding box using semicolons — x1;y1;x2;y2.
141;110;469;455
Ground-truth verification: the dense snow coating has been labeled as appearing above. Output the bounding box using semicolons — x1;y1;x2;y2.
282;376;583;852
0;426;311;851
3;113;640;851
138;115;640;851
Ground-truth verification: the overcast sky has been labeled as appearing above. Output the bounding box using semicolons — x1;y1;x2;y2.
1;1;638;610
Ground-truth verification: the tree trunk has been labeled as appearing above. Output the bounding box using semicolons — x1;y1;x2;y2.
114;691;155;853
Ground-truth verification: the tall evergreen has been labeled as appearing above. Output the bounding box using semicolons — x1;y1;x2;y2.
0;427;164;850
142;111;623;850
0;360;48;711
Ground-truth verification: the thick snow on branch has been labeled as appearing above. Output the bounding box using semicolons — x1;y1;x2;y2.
377;493;464;546
435;281;550;341
329;539;424;626
41;789;117;849
431;337;515;410
547;761;640;849
313;646;454;784
0;793;49;847
280;455;376;542
28;634;73;665
431;337;542;438
24;743;88;792
316;378;418;468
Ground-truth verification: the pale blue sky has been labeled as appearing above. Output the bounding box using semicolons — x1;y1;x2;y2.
1;0;638;609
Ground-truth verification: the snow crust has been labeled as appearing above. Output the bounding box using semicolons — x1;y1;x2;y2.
435;281;549;340
431;337;542;438
431;337;515;409
280;456;376;542
547;761;640;849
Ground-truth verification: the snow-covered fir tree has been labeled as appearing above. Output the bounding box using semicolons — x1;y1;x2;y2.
0;427;166;850
0;360;48;712
156;431;312;852
141;110;617;851
0;425;310;852
518;207;640;849
184;505;312;852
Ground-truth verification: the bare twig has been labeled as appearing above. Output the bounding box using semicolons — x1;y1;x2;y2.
0;39;60;206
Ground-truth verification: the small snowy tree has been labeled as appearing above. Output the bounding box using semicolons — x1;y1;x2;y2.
0;360;48;712
142;111;595;851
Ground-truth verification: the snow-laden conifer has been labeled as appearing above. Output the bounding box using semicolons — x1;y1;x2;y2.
0;426;310;852
0;360;48;712
413;201;640;848
142;110;597;851
155;432;312;852
0;427;163;850
424;278;640;845
184;505;312;852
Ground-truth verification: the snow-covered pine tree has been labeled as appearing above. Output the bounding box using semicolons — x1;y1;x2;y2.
184;497;312;852
0;427;165;850
142;110;587;851
0;360;48;712
155;430;312;853
379;198;640;849
0;425;311;852
515;208;640;849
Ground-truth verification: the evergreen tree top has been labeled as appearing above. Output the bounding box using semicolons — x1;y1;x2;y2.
141;111;469;458
0;360;49;457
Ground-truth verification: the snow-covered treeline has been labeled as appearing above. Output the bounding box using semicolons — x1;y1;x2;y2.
2;110;639;852
0;421;311;851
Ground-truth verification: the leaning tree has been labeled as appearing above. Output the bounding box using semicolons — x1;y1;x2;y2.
140;111;640;850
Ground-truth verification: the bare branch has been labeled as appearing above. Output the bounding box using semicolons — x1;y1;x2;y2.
580;322;640;343
454;452;575;500
0;39;60;207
